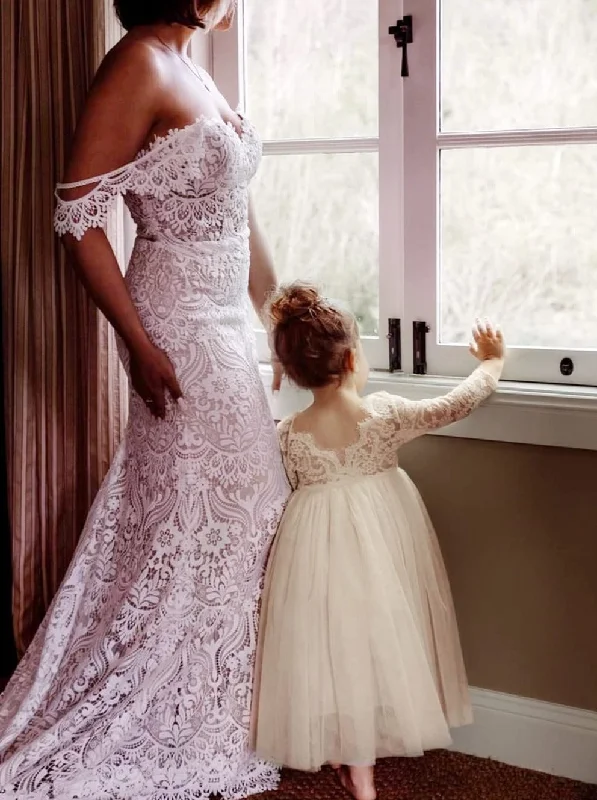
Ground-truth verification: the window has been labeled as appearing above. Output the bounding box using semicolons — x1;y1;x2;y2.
404;0;597;385
212;0;402;367
213;0;597;387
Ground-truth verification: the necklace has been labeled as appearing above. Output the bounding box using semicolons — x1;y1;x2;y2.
155;34;211;92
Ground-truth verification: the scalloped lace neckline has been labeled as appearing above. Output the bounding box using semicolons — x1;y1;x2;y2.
288;408;378;456
135;114;250;162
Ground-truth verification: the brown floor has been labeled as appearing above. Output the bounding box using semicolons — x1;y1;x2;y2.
253;752;597;800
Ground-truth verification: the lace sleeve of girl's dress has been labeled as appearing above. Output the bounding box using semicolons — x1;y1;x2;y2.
277;417;298;490
391;363;501;435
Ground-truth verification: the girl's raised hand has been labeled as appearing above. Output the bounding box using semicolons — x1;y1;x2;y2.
469;319;505;362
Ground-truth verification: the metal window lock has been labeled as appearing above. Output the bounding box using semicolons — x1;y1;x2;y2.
389;15;414;77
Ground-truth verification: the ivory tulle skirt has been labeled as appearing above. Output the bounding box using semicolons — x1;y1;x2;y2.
252;468;472;771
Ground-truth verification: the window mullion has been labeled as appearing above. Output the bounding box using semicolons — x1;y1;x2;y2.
378;0;406;371
263;138;379;156
402;0;438;375
439;127;597;150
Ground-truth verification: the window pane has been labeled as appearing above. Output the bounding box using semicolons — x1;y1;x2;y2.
252;152;379;336
440;145;597;349
440;0;597;132
244;1;378;140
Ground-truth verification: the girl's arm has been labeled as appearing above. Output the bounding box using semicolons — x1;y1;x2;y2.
391;322;504;436
247;198;282;390
57;41;181;417
392;360;502;435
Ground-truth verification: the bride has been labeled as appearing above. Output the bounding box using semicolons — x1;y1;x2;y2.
0;1;289;798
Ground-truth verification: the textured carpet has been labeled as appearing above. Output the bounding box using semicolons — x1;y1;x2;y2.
252;751;597;800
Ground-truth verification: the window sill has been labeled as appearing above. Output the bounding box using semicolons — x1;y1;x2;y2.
259;365;597;452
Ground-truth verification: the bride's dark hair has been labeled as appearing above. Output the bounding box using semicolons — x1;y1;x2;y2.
114;0;228;31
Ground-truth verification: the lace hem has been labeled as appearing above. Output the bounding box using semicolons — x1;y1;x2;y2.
0;758;280;800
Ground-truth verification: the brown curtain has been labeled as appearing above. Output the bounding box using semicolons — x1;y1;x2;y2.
0;1;127;656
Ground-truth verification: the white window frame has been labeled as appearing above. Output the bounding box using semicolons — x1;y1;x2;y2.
212;1;597;450
404;0;597;387
212;0;404;368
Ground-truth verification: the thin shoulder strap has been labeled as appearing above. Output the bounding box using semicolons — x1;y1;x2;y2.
55;161;133;193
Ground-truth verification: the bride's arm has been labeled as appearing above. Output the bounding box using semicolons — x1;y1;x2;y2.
58;40;181;416
247;197;277;319
59;41;158;351
247;198;282;389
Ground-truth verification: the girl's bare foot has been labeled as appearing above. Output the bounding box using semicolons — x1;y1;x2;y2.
338;765;376;800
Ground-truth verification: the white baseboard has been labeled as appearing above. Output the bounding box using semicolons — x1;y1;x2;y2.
451;688;597;785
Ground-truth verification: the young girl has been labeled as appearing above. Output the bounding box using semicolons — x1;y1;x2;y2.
252;284;505;800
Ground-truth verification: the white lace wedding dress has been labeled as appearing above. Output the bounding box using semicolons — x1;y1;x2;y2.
0;114;289;800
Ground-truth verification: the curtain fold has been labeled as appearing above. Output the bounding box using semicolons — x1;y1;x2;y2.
0;301;16;678
0;0;127;656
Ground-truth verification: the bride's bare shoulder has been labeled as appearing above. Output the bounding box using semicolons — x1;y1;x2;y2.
61;36;166;185
93;34;165;96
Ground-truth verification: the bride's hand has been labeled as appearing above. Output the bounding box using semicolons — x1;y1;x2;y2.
130;340;183;418
272;357;283;393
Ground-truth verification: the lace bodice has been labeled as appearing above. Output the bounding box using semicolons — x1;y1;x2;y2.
278;365;499;489
54;115;261;242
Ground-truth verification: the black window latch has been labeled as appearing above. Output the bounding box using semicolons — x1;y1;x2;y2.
389;15;413;77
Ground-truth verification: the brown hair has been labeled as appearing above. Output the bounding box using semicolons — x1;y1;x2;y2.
114;0;229;31
270;283;357;389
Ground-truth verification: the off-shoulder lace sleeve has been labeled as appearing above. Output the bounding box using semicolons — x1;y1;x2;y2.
54;162;137;241
54;121;213;240
391;363;500;435
277;417;298;490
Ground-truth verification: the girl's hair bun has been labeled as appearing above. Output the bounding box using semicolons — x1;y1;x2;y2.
269;283;322;326
268;282;357;389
